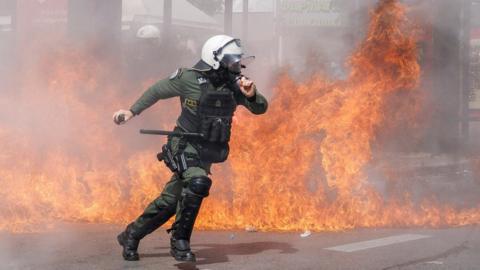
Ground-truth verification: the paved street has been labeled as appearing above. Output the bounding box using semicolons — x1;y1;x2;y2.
1;223;479;270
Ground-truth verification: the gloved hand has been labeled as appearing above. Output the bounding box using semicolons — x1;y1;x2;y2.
238;77;256;98
113;109;134;125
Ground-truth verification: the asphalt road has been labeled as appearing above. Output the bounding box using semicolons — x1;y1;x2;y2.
0;223;478;270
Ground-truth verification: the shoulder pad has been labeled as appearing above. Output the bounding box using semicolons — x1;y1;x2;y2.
169;68;183;80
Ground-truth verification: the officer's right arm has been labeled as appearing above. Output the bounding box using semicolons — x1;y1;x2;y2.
130;77;183;116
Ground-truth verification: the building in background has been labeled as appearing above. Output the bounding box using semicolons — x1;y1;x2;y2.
5;0;122;66
121;0;222;80
0;0;15;92
0;0;14;32
123;0;220;31
469;0;480;149
1;0;478;153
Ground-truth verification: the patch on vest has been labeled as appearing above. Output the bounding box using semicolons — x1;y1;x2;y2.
169;68;181;80
197;77;208;84
184;98;198;109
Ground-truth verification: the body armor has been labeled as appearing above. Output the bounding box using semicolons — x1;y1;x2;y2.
178;75;237;143
177;73;237;163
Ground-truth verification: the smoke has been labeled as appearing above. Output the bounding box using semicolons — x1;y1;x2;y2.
0;0;479;235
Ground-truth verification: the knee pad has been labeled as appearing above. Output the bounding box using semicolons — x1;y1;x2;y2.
186;176;212;197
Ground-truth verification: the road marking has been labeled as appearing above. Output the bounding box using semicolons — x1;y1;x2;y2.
426;261;444;265
325;234;431;253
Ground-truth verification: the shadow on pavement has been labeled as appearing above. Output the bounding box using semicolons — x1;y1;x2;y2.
140;252;171;258
146;241;297;269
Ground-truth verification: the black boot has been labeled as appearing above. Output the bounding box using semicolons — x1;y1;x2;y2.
169;176;212;262
118;205;176;261
170;236;196;262
117;223;141;261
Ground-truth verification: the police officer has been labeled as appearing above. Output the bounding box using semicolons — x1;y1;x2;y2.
113;35;268;262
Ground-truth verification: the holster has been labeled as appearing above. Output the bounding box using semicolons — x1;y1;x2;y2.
157;144;178;172
157;141;204;174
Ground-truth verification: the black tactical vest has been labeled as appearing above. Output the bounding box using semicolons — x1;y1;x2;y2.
178;75;237;143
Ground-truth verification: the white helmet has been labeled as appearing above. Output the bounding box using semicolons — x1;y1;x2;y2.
136;25;161;39
200;34;254;72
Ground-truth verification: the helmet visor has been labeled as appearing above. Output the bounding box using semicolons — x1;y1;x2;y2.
222;54;255;73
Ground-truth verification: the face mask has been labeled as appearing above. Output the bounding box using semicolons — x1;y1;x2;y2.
221;55;255;74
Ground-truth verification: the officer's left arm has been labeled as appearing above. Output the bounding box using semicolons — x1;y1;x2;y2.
237;90;269;115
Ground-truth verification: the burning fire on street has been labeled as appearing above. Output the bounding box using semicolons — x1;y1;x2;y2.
1;0;480;233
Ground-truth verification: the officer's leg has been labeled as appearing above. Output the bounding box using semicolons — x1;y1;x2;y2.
118;173;182;261
170;166;212;262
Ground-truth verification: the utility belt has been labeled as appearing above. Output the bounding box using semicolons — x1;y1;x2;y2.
157;129;230;174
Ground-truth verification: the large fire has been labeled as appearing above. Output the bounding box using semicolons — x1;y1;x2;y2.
1;0;480;233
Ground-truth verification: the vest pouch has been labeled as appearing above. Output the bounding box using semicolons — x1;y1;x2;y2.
196;142;230;163
219;119;231;143
197;87;236;143
208;118;222;142
200;117;232;143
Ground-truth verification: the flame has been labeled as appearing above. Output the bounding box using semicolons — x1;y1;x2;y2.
1;0;480;233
